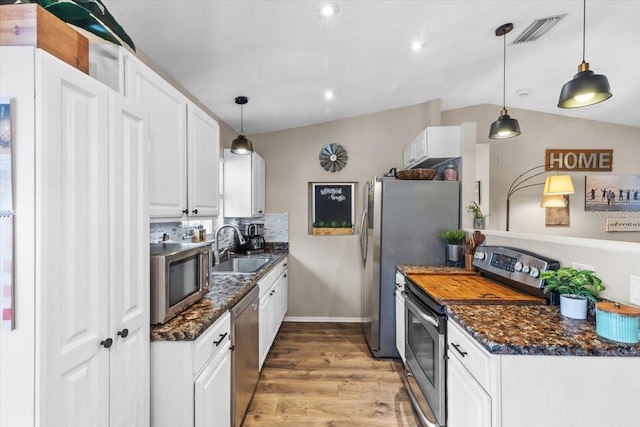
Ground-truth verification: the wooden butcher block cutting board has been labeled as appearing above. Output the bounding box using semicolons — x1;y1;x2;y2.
407;274;546;305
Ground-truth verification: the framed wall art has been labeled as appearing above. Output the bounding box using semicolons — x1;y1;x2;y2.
309;182;355;235
585;175;640;212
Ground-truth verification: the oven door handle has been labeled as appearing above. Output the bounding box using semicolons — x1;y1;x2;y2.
403;291;439;328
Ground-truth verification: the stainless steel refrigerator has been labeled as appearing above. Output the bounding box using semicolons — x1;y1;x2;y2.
360;177;460;358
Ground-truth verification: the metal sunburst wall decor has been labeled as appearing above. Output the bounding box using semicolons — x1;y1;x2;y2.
319;143;348;172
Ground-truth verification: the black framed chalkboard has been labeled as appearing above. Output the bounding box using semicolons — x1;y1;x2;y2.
310;182;355;233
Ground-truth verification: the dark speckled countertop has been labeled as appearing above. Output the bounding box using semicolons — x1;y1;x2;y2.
446;305;640;357
397;264;640;357
151;252;287;341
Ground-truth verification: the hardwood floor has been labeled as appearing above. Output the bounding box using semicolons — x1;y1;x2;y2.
243;322;419;426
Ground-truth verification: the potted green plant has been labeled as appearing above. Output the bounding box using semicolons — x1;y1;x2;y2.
540;267;605;319
466;201;488;229
438;229;467;265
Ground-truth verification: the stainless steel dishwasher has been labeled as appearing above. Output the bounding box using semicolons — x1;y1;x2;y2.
231;286;260;427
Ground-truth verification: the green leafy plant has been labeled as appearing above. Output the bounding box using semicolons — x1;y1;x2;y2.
466;201;487;219
540;268;605;304
313;221;352;228
438;229;467;245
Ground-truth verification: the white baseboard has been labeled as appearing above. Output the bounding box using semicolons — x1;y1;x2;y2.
283;316;363;323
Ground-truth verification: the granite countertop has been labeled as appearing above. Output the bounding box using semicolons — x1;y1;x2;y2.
151;251;287;342
446;304;640;357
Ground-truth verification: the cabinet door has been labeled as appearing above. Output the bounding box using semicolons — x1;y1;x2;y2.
251;153;265;216
109;94;150;427
395;291;405;362
413;130;428;161
195;347;232;427
124;54;187;218
448;354;492;427
37;50;111;427
279;270;288;325
259;294;273;370
187;103;220;217
403;142;415;168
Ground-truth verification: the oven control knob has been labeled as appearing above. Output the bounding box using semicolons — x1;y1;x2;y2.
522;265;531;274
514;261;523;272
529;267;540;278
474;251;485;260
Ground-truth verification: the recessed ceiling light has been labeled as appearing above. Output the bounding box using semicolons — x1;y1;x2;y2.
324;90;335;100
319;3;339;18
410;40;425;52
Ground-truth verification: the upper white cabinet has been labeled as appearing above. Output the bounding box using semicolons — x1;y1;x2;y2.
403;126;460;169
123;50;219;219
0;47;149;427
224;149;265;217
188;104;220;217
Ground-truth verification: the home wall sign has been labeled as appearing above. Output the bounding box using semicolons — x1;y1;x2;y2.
310;182;355;235
545;149;613;172
605;218;640;232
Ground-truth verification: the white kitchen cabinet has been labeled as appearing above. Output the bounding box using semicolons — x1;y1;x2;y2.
188;103;220;217
123;51;219;219
0;47;149;427
151;311;232;427
259;258;288;369
224;149;266;217
402;126;461;169
394;272;405;362
447;319;640;427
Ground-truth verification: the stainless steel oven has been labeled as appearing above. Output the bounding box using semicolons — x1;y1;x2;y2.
404;280;447;427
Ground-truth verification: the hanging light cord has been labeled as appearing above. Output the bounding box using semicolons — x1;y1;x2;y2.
240;104;244;134
581;0;586;63
502;32;506;109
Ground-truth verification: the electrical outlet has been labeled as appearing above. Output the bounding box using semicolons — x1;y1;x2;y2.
572;262;594;272
629;275;640;306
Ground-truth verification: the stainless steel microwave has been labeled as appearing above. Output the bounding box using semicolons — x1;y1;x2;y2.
150;243;211;324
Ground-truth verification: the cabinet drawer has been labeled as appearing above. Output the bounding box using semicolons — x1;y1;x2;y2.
447;320;493;391
193;311;231;376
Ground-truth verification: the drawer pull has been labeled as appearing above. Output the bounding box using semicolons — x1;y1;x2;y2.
213;332;228;346
451;343;468;357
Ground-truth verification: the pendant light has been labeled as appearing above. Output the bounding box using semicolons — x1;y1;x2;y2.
489;23;521;140
558;0;612;108
230;96;254;154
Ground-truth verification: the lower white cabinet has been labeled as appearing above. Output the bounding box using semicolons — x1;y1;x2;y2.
395;272;405;362
447;320;640;427
259;258;288;369
151;311;232;427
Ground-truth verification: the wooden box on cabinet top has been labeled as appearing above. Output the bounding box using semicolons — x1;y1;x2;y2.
0;4;89;73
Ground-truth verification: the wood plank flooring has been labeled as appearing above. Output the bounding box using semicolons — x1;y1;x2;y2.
242;322;419;426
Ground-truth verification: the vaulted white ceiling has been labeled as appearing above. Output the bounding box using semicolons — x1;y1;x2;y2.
102;1;640;135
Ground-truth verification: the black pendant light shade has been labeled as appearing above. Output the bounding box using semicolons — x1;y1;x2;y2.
489;23;521;140
558;62;612;108
230;96;254;154
489;108;521;140
558;0;612;108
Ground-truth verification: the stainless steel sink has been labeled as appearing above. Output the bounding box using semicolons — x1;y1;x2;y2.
211;257;271;274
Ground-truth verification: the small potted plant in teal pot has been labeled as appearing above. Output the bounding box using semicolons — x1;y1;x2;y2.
540;268;605;319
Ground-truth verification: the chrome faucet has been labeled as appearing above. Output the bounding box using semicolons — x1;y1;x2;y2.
214;224;246;265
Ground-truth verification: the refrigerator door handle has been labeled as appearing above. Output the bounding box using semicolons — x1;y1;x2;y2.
359;209;368;263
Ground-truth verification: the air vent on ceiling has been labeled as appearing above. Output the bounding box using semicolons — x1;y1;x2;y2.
511;14;567;44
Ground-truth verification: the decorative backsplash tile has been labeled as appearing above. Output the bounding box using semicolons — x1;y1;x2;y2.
264;213;289;242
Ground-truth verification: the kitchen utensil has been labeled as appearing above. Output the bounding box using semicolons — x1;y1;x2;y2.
472;230;485;248
596;302;640;344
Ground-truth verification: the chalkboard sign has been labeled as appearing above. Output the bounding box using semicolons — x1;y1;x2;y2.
312;183;354;228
